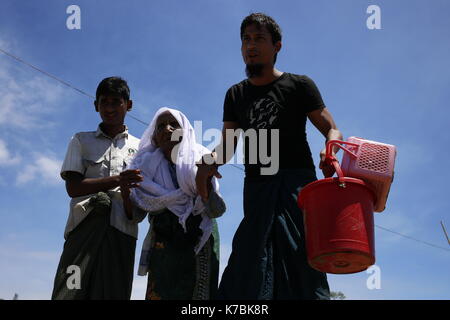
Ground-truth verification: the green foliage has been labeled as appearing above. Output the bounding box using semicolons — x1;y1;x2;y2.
330;291;346;300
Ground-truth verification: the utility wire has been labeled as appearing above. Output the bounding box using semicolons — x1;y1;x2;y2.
440;221;450;246
0;47;149;126
375;225;450;252
2;47;448;253
0;47;241;168
0;47;94;98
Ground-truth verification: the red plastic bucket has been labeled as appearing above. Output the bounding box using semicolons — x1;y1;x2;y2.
297;141;377;274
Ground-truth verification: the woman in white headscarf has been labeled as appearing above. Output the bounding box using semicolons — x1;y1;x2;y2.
126;107;226;300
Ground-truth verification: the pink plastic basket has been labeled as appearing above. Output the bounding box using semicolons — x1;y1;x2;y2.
327;137;397;213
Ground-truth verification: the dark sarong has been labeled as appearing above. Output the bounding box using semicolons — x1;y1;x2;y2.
51;193;136;300
145;209;220;300
217;169;330;300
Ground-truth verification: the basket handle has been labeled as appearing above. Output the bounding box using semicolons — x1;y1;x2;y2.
325;140;360;187
326;140;360;160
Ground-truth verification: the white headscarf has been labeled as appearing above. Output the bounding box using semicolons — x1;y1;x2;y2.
128;107;218;255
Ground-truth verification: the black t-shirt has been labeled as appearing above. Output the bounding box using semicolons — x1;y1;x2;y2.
223;73;326;177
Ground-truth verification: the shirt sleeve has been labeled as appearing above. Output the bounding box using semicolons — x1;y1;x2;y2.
297;75;326;113
60;134;85;180
222;88;238;122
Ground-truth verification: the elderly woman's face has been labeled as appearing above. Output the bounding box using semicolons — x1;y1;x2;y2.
153;112;182;163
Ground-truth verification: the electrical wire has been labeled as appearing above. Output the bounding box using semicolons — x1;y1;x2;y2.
375;225;450;252
0;47;149;126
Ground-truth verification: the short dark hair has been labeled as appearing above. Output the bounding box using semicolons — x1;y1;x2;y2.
240;13;282;64
95;76;130;101
240;13;282;44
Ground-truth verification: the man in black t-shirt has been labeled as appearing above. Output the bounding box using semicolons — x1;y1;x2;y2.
196;13;343;300
222;72;329;176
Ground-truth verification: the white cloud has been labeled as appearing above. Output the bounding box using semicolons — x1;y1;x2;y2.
0;76;66;130
0;43;67;130
0;38;68;188
15;153;62;186
15;164;38;185
0;36;12;47
36;154;63;184
0;139;21;166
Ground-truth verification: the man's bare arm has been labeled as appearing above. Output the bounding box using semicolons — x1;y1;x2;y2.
65;170;143;198
213;121;241;166
307;108;343;177
196;121;240;201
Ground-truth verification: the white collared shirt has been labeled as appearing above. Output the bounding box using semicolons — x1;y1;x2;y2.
60;125;146;239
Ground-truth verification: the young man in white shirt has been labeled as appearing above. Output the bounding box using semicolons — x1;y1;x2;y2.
52;77;145;300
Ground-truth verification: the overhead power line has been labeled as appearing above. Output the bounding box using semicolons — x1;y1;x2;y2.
0;47;244;168
0;47;94;98
0;47;149;126
375;225;450;252
440;221;450;246
1;47;448;253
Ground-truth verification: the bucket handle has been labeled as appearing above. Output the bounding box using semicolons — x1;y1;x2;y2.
325;140;360;188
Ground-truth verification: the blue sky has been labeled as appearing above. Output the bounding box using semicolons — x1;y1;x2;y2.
0;0;449;300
